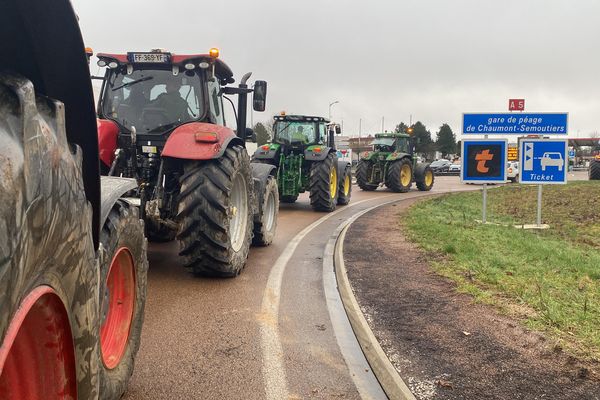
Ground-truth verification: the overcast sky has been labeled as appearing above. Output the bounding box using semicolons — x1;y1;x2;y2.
73;0;599;139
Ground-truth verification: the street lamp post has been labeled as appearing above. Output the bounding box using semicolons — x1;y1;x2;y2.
328;100;339;120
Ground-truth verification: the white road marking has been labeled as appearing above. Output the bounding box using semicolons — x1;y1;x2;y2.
259;195;395;400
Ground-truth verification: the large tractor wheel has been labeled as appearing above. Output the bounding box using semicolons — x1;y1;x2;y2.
177;145;254;277
357;159;378;191
0;75;99;399
253;175;279;246
98;200;148;400
386;158;413;193
309;153;338;212
337;166;352;205
589;159;600;180
415;163;435;191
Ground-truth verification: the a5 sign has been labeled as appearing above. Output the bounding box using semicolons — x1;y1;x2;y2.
461;139;508;184
509;99;525;111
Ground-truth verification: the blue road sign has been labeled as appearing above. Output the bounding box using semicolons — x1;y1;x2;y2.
519;139;568;184
462;113;568;135
569;150;576;158
461;139;507;184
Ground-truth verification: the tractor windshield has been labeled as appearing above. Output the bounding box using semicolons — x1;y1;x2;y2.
372;137;396;152
274;121;318;145
101;67;206;133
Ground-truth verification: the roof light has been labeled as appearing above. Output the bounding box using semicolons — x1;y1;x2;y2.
280;111;286;116
209;48;220;58
85;47;94;56
184;63;195;70
97;60;107;67
108;61;118;69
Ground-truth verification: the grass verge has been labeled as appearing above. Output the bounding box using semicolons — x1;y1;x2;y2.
403;181;600;360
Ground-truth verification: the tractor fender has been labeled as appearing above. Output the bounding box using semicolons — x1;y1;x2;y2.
386;152;411;161
253;143;280;161
250;162;277;217
100;176;138;227
414;162;431;182
162;122;244;160
97;119;119;168
304;146;334;161
361;151;377;161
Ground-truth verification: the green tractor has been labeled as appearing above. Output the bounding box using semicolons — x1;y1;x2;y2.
252;114;352;212
357;132;434;192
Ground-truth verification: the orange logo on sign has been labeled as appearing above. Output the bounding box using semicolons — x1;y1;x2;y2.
475;149;494;173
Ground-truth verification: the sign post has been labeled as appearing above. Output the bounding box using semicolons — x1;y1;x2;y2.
518;138;568;229
461;139;508;223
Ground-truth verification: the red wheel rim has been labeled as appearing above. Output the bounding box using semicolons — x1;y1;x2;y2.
0;286;77;399
100;247;136;369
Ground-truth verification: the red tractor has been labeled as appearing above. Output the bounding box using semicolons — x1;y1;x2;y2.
95;49;278;276
1;0;147;399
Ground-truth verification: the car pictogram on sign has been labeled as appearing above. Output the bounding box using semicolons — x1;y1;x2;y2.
540;152;564;171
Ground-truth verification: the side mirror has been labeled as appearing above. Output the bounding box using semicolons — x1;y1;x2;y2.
335;125;342;135
245;127;256;142
253;80;267;112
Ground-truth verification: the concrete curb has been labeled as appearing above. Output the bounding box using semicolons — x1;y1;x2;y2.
333;207;417;400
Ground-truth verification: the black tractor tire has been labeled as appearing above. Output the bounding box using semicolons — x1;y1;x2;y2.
177;145;254;277
98;200;148;400
357;159;378;191
337;166;352;205
386;158;413;193
589;160;600;180
0;75;99;399
280;194;299;203
415;163;435;192
253;176;279;246
309;153;338;212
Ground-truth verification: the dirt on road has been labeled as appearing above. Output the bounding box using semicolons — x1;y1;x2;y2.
344;200;600;400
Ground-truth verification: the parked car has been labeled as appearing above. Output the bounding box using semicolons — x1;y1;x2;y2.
448;163;461;174
430;159;452;174
507;161;519;182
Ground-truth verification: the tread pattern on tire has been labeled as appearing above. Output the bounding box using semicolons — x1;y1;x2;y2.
0;74;100;399
309;153;337;212
337;166;352;205
415;165;434;191
357;160;378;191
386;158;413;192
253;175;278;246
590;160;600;180
176;145;254;277
98;200;148;400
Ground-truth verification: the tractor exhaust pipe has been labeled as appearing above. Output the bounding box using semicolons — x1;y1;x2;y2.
236;72;252;140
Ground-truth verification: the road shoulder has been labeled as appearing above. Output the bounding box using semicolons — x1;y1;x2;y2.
343;200;599;400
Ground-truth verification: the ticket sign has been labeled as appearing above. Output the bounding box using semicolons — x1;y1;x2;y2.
519;139;568;184
462;113;568;135
461;139;508;184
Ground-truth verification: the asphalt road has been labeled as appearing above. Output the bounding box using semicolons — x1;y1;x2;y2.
123;172;588;399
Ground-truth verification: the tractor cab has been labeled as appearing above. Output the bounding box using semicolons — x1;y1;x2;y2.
273;115;331;152
371;133;410;154
96;49;236;140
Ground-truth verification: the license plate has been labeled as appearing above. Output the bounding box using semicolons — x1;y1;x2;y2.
128;53;170;63
142;146;157;154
